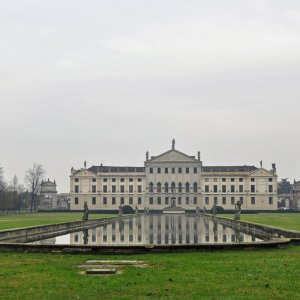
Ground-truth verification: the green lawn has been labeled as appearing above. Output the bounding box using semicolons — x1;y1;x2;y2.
221;213;300;232
0;212;300;299
0;213;115;231
0;246;299;299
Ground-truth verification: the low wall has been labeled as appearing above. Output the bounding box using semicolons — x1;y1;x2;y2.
0;216;131;243
205;215;300;239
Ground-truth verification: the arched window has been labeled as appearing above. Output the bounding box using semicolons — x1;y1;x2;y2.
171;182;176;193
178;182;182;193
149;182;154;193
193;182;197;193
157;182;162;193
186;182;190;193
165;182;169;193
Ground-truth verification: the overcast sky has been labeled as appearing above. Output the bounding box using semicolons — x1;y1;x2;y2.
0;0;299;192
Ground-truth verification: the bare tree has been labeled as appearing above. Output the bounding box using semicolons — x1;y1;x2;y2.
0;165;7;213
24;164;45;212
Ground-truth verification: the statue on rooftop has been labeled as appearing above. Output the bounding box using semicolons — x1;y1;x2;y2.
172;139;175;150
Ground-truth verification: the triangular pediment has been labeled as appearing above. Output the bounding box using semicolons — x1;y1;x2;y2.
250;168;274;177
74;169;96;176
147;149;198;163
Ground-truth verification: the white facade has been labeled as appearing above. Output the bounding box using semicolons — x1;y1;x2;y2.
70;142;278;211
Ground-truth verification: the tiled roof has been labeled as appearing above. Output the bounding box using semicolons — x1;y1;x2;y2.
89;166;145;173
202;166;257;173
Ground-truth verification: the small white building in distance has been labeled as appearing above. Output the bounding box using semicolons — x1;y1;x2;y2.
39;179;58;210
69;140;278;212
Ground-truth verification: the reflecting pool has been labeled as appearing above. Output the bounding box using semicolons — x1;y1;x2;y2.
32;214;265;246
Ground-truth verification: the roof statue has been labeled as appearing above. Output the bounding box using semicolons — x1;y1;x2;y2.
172;139;175;150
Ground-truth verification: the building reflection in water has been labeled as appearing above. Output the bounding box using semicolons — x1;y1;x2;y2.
65;215;262;246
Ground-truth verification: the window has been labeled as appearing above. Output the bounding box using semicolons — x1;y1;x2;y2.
222;197;226;205
129;178;133;182
186;197;189;204
165;168;168;174
239;197;243;204
251;185;255;193
103;197;107;205
75;178;79;182
75;197;79;205
251;178;255;182
138;197;142;204
205;185;209;193
129;185;134;193
213;185;218;193
222;185;226;193
231;197;235;205
129;197;133;205
205;178;209;182
165;197;169;205
178;197;182;205
150;168;153;174
269;197;273;204
186;182;190;193
171;182;176;193
165;183;169;193
186;167;189;174
231;185;235;193
172;167;175;174
251;197;255;205
239;178;243;182
193;182;197;193
178;183;182;193
92;197;96;205
222;178;226;182
112;185;116;193
121;178;125;182
157;197;161;204
193;197;197;204
157;182;162;193
120;197;124;205
194;167;197;174
205;197;209;205
103;178;107;182
92;178;96;182
269;178;273;182
157;168;161;174
231;178;235;182
269;185;273;193
112;197;116;205
138;185;142;193
75;185;79;193
214;197;218;205
112;178;116;182
239;185;243;193
92;185;97;193
120;185;125;193
179;167;182;174
103;185;107;193
213;178;218;182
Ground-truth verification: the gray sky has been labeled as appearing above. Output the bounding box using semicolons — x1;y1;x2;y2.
0;0;300;192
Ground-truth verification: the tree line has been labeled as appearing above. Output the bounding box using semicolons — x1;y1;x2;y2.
0;164;45;213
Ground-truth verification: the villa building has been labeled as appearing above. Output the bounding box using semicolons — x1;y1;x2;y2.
69;140;278;211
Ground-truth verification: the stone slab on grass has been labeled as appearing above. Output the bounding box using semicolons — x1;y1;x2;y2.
85;260;145;265
85;268;116;275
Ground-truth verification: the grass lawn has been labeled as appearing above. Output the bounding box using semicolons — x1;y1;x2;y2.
0;246;299;300
0;213;115;231
0;212;300;299
221;213;300;232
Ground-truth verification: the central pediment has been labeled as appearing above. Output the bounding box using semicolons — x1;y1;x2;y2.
147;149;198;164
